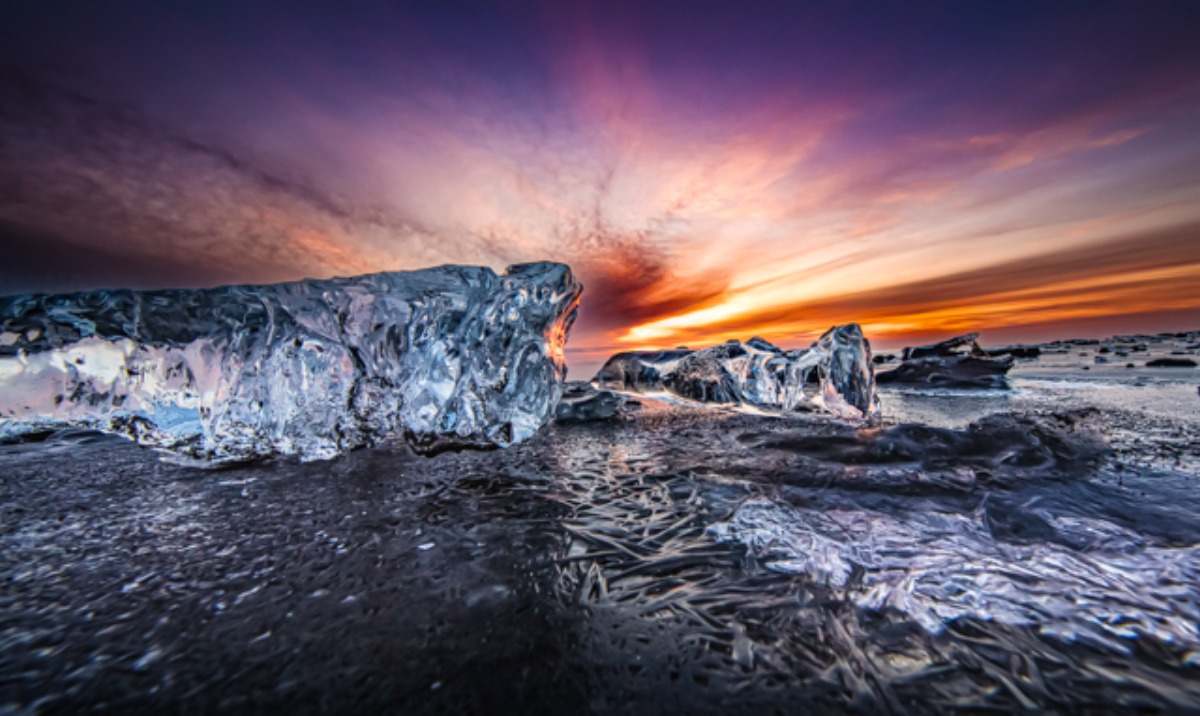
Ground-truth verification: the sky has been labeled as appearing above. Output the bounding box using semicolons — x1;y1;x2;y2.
2;1;1199;376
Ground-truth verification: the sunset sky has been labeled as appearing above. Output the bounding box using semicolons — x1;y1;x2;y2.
2;1;1199;376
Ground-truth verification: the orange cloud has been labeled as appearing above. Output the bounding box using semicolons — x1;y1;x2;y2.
603;222;1200;357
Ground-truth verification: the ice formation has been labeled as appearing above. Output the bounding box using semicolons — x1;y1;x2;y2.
0;262;582;462
710;498;1200;649
554;381;637;423
592;324;879;420
876;332;1013;389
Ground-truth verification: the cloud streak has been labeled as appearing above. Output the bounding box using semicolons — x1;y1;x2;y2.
0;69;486;289
618;222;1200;350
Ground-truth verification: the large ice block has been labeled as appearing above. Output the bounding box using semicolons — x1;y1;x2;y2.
0;262;582;462
592;324;879;420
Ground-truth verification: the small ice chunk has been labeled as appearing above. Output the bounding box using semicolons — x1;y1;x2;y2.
592;324;878;420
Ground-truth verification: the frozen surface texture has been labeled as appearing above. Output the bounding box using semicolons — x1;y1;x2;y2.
592;323;879;420
0;262;582;461
711;498;1200;647
3;332;1200;712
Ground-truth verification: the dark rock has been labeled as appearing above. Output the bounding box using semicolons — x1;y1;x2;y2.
754;408;1108;483
663;345;748;403
554;382;635;423
985;344;1041;359
593;348;690;395
880;333;1013;389
876;355;1013;388
901;333;986;360
1145;358;1197;368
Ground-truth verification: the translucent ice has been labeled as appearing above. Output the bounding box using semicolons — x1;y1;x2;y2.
710;498;1200;649
592;323;879;420
0;262;582;462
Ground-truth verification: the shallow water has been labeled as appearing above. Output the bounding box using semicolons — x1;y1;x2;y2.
2;345;1199;713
